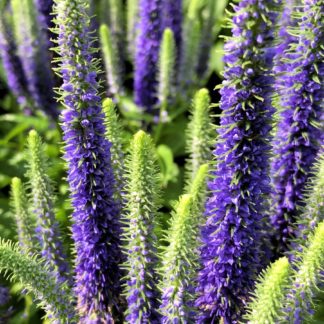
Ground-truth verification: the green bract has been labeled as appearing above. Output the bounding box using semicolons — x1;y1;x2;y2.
185;88;213;184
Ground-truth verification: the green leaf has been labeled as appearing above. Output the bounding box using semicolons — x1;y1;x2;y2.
157;144;179;187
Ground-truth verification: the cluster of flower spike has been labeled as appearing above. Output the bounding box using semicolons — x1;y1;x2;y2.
0;0;323;323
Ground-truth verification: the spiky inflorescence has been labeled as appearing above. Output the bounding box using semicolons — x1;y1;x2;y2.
185;88;213;185
195;1;280;322
53;0;122;321
280;221;324;322
159;194;198;322
244;257;290;324
102;98;125;205
159;165;208;323
10;177;34;250
11;0;57;118
179;0;201;94
0;239;76;322
122;130;161;323
0;16;28;106
126;0;139;61
162;0;182;60
270;0;324;255
134;0;162;112
158;28;176;110
26;130;70;284
100;24;122;97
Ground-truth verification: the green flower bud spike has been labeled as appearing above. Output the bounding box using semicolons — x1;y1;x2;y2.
158;28;176;113
10;177;34;250
159;194;199;322
185;88;214;185
126;0;138;61
0;239;75;322
100;24;123;97
103;98;125;204
26;130;70;284
244;257;290;324
122;130;161;323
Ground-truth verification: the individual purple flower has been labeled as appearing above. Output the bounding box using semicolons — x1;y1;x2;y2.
0;17;28;106
134;0;162;112
162;0;182;60
54;0;122;321
11;0;58;119
270;0;324;255
195;1;280;323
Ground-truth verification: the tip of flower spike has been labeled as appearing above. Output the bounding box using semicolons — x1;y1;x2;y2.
176;194;192;215
103;98;114;109
28;129;37;137
194;88;210;112
11;177;21;188
190;163;209;193
99;23;110;37
133;130;147;143
27;130;41;154
163;28;174;40
28;130;39;146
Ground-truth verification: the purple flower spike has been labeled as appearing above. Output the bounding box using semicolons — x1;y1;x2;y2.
134;0;162;112
54;0;122;321
11;0;58;119
270;0;324;255
195;1;280;323
0;17;28;106
162;0;182;59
